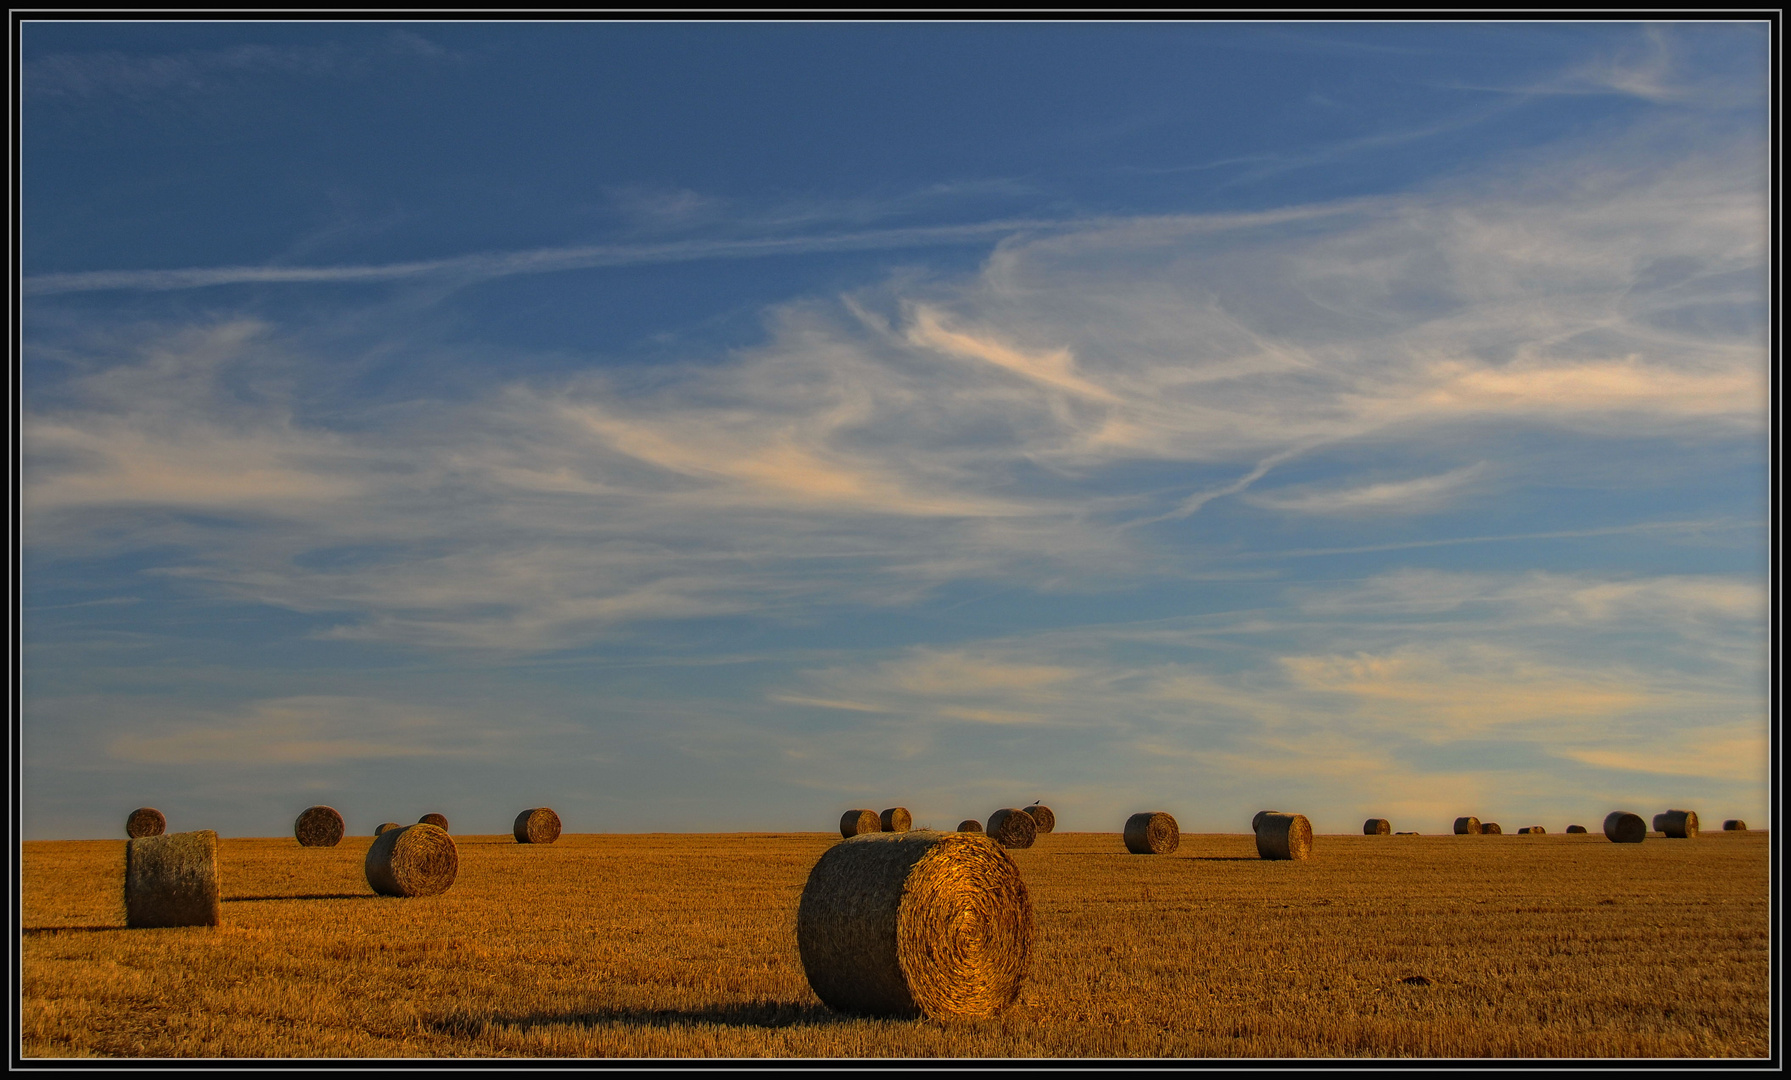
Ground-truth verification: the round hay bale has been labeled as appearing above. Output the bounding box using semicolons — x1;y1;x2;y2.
513;807;562;844
880;807;912;833
1251;810;1282;833
1123;811;1179;855
1482;822;1503;835
125;807;166;839
365;823;458;897
1657;809;1698;839
986;809;1038;849
125;829;220;928
418;813;449;831
1723;819;1747;831
1603;811;1646;844
1453;816;1481;836
1022;805;1055;833
375;822;401;835
957;819;983;833
840;809;881;839
1565;824;1588;833
1255;812;1312;861
1517;826;1547;835
294;805;345;847
1651;812;1668;834
1363;818;1390;835
796;830;1033;1020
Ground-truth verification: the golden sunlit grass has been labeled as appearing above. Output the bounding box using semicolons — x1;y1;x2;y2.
21;829;1768;1058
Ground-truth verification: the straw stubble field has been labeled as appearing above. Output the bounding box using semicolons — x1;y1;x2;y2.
21;829;1768;1058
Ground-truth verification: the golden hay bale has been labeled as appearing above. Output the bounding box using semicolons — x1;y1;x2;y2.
1565;824;1588;833
986;809;1038;849
957;819;983;833
1723;819;1747;831
1518;826;1547;835
1453;816;1481;835
1657;809;1698;839
1363;818;1390;835
365;823;458;897
1251;810;1282;833
1603;811;1646;844
375;822;401;835
1022;805;1056;833
513;807;562;844
840;809;881;839
880;807;913;833
125;807;166;839
294;805;345;847
1255;812;1312;861
418;813;449;831
1123;811;1179;855
796;830;1033;1020
1481;822;1503;835
125;830;220;928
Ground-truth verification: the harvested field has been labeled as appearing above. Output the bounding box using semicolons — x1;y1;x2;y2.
20;830;1769;1058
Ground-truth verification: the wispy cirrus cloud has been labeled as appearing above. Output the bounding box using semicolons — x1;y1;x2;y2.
24;31;455;99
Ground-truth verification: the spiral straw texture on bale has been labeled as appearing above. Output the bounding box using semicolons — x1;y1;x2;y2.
125;829;220;928
985;809;1037;849
796;830;1033;1020
1453;816;1481;836
1251;810;1281;833
1255;812;1312;861
375;822;401;835
880;808;912;833
1363;818;1390;835
1481;822;1503;835
840;809;881;839
126;807;166;839
418;813;450;831
513;807;562;844
366;823;458;897
1022;805;1056;833
294;806;345;847
1123;811;1180;855
1657;809;1698;838
1604;811;1646;844
957;819;983;833
1723;820;1747;831
1566;824;1588;833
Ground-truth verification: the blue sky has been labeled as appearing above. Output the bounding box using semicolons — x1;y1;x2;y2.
21;22;1770;840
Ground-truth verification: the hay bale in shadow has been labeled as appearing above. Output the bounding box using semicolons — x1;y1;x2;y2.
1565;825;1588;833
1453;816;1481;836
366;823;458;897
294;806;345;847
840;810;881;839
418;813;449;832
126;808;165;839
1123;811;1179;855
1656;809;1698;838
1723;819;1747;831
1481;822;1503;835
1022;805;1055;833
957;819;983;833
1363;818;1390;835
880;808;912;833
1251;810;1281;833
796;830;1033;1020
513;807;562;844
125;830;220;928
1394;831;1419;835
1255;812;1312;861
375;822;401;835
1603;811;1646;844
1518;826;1547;834
986;809;1037;849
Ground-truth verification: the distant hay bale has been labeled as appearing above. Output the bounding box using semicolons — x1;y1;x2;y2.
1453;816;1481;836
796;830;1033;1020
1123;811;1179;855
1651;813;1668;834
1363;818;1390;835
1022;805;1056;833
125;830;220;928
986;809;1038;849
375;822;401;835
1394;831;1419;835
1657;809;1698;839
513;807;562;844
957;819;983;833
1255;812;1312;861
1603;811;1646;844
840;809;881;839
1518;826;1546;835
365;823;459;897
1251;810;1281;833
1481;822;1503;835
125;807;165;839
418;813;449;831
294;806;345;847
1723;819;1747;831
880;808;912;833
1565;825;1588;833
